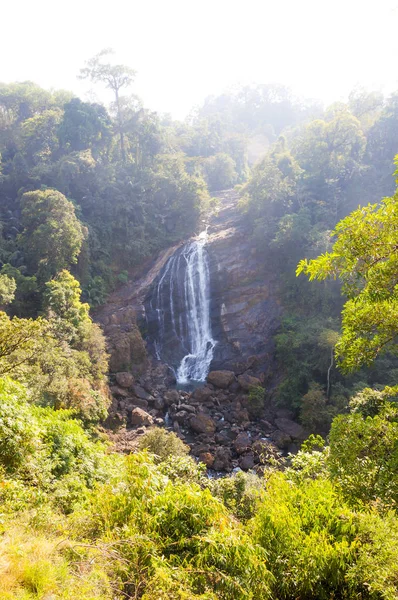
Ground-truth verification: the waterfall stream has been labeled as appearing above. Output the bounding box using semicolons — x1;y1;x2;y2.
148;230;216;384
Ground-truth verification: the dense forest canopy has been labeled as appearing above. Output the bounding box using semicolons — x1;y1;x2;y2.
1;47;398;599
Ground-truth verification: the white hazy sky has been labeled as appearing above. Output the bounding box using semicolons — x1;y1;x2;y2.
2;0;398;119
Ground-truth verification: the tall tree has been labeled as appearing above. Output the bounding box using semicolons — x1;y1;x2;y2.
19;189;86;281
79;48;136;162
297;158;398;372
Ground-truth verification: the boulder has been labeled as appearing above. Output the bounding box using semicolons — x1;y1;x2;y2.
199;452;215;468
271;429;292;449
189;413;216;434
132;385;151;401
115;372;135;389
233;432;252;455
237;373;262;391
239;452;255;471
207;370;235;389
213;447;233;471
179;403;196;414
174;410;189;424
215;430;234;445
110;385;130;398
274;418;306;440
126;397;148;410
191;386;213;402
108;325;147;375
130;407;153;427
164;389;180;406
154;397;165;410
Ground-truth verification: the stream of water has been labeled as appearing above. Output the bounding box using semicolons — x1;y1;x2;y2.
151;230;216;384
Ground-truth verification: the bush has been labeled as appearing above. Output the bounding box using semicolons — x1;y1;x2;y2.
247;385;265;418
138;428;189;462
251;472;398;599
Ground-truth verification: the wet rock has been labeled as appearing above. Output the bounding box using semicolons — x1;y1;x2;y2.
199;452;215;468
190;413;216;434
213;447;233;471
207;370;235;389
271;429;292;449
233;432;252;455
130;407;154;426
237;373;262;391
239;452;255;470
274;418;306;440
115;372;135;389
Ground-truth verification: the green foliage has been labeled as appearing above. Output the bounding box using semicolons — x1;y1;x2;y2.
208;471;264;521
0;377;111;501
251;471;398;599
44;269;90;342
138;427;189;463
246;385;265;417
0;274;16;305
19;188;86;281
203;152;238;191
328;400;398;510
297;182;398;372
74;453;273;599
0;271;109;421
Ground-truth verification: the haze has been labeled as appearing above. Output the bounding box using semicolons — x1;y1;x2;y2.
2;0;398;117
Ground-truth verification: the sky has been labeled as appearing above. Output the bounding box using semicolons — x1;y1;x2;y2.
2;0;398;119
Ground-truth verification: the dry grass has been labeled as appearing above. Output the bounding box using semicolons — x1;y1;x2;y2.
0;519;110;599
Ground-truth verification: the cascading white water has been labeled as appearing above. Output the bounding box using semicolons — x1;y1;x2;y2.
151;230;216;384
176;230;216;383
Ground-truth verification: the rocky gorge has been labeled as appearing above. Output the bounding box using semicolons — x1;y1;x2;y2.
96;190;305;471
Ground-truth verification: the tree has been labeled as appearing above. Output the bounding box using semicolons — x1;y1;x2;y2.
297;166;398;372
328;393;398;509
58;97;112;154
0;312;50;376
203;152;238;191
0;274;16;307
44;270;90;343
79;49;136;162
19;189;86;280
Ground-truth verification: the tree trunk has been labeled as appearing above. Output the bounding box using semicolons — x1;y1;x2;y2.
115;88;126;163
327;346;333;398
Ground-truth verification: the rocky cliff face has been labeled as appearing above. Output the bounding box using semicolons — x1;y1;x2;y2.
206;190;281;375
96;190;286;469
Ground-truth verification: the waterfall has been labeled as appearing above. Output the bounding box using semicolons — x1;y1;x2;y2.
148;230;216;384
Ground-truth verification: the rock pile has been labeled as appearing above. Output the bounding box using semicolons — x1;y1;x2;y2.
107;366;307;472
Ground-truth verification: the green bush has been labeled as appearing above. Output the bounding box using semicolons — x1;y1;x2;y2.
138;427;189;462
247;385;265;418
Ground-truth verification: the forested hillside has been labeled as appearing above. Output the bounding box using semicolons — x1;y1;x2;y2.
1;48;398;598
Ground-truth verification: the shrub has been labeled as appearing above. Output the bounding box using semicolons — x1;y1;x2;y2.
247;385;265;418
138;427;189;462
